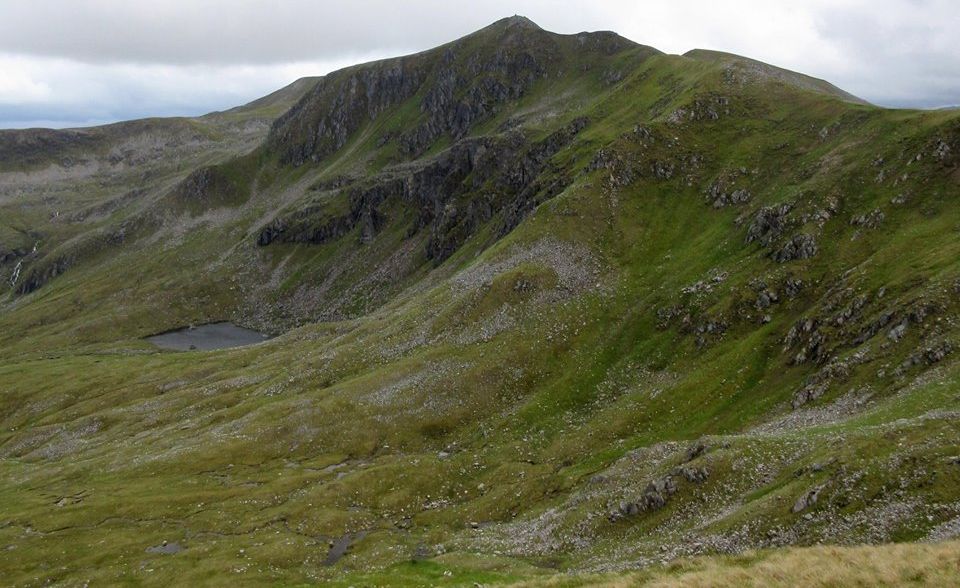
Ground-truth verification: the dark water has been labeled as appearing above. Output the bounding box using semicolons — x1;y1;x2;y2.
323;531;367;566
147;322;270;351
145;541;183;554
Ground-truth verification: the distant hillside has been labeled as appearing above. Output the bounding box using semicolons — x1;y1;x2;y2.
684;48;870;105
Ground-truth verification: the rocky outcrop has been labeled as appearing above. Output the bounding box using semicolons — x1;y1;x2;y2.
850;209;885;229
685;440;710;462
493;117;589;236
773;233;818;262
257;208;359;247
784;277;805;298
931;125;959;167
934;139;952;162
754;286;780;310
709;186;751;208
694;317;728;347
587;133;704;192
791;347;871;409
0;243;32;268
675;465;710;484
668;95;732;124
746;204;793;246
783;317;827;365
705;168;753;208
792;484;824;513
895;340;954;376
610;475;679;521
609;464;710;522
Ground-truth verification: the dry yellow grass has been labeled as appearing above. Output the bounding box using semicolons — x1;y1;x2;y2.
514;541;960;587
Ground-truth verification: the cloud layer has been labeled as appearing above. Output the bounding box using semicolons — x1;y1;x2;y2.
1;0;957;128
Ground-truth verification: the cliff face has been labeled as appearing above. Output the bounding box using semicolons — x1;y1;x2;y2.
268;57;428;165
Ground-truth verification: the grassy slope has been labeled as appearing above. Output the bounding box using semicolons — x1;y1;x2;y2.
2;18;960;587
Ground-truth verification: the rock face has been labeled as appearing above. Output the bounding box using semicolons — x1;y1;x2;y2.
398;46;547;157
268;59;427;166
258;117;589;264
15;254;73;295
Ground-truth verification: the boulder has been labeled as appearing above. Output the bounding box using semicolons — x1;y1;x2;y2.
792;485;824;513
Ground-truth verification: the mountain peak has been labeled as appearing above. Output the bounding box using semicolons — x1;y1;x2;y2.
501;14;541;29
471;15;544;38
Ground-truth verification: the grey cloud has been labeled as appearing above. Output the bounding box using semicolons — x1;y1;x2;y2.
809;0;960;106
0;0;529;65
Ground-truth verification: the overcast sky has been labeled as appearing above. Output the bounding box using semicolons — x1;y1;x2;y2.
1;0;957;129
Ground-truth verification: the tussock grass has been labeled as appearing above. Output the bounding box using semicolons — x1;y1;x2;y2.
517;541;960;587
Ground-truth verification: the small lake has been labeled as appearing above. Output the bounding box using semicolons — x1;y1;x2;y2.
147;322;270;351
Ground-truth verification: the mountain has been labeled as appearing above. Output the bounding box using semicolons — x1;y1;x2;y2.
1;16;960;586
